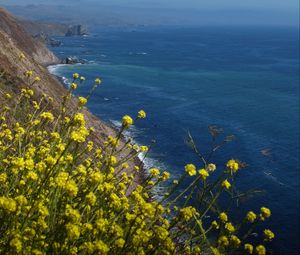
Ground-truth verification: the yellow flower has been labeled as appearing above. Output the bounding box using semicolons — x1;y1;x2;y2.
5;93;12;99
185;164;196;176
211;220;219;229
0;197;17;212
94;240;109;254
161;171;171;181
65;223;80;240
207;163;216;172
38;203;49;217
225;222;235;233
24;227;36;240
0;173;7;184
26;171;38;181
32;249;44;255
78;96;87;106
9;237;22;253
222;179;231;189
180;206;196;221
219;212;228;222
244;244;254;254
246;211;257;223
138;110;146;119
122;115;133;127
218;236;229;246
80;76;86;81
260;207;271;218
194;246;201;253
86;192;97;206
263;229;275;241
65;205;81;222
140;145;149;152
74;113;85;126
110;156;117;166
226;159;239;172
24;70;33;77
64;180;78;197
73;73;80;79
115;238;125;248
71;83;78;90
15;195;28;206
230;235;241;247
150;168;160;176
255;245;266;255
95;78;102;85
34;76;41;82
40;112;54;122
71;126;89;143
199;169;209;180
121;162;129;169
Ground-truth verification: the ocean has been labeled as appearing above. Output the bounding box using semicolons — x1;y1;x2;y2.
48;26;299;254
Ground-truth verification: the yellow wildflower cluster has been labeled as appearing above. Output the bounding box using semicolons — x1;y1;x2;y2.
0;69;274;255
122;115;134;128
185;163;197;176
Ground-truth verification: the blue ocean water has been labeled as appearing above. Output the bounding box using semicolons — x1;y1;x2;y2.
49;26;299;254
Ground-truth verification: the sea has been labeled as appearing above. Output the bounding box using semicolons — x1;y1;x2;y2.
48;26;299;254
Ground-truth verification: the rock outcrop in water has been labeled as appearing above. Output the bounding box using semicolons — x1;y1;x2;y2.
61;56;88;65
65;25;88;36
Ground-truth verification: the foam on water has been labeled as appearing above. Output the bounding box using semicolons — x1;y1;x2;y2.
109;119;174;199
47;64;67;75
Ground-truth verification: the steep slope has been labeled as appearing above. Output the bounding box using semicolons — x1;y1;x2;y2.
0;7;116;146
19;19;69;36
0;8;58;65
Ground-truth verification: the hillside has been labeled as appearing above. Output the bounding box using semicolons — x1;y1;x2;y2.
19;19;69;36
0;8;58;66
20;19;89;37
0;7;144;190
0;7;126;154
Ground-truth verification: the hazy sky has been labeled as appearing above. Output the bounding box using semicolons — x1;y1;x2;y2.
0;0;298;26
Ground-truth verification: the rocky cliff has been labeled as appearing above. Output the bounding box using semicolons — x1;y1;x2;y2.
0;8;58;66
65;25;88;36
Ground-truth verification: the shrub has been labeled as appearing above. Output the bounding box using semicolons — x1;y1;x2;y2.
0;62;274;254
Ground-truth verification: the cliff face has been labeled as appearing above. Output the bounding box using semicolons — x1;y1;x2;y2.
0;8;58;66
